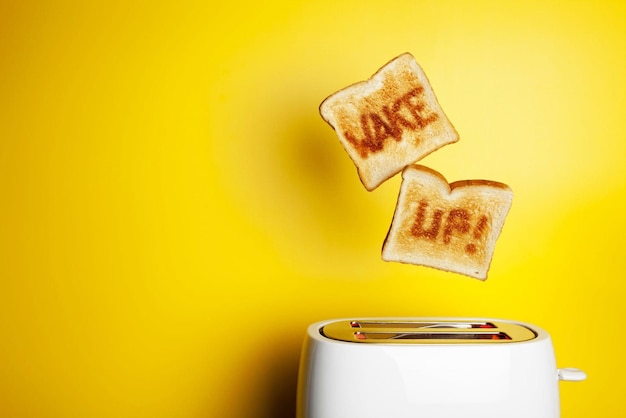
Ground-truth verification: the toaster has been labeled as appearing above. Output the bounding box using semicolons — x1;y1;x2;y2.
296;318;586;418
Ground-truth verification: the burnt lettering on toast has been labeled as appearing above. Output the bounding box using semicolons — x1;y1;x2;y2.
443;209;471;244
344;87;439;158
411;201;443;239
465;215;489;254
411;200;490;255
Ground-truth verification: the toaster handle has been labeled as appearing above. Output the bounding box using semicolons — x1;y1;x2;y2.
558;368;587;382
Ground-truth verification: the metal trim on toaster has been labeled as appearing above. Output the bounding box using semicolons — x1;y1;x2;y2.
320;319;537;344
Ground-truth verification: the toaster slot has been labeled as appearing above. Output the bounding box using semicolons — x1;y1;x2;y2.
321;319;537;344
350;321;496;329
354;332;512;341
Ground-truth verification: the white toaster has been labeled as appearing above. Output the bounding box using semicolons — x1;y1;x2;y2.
297;318;586;418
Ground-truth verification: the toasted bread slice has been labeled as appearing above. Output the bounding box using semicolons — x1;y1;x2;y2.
320;53;459;191
382;165;513;280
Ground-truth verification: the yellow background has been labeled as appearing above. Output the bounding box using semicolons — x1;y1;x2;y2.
1;1;624;417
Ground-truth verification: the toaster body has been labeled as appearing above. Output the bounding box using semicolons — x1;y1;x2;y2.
296;318;585;418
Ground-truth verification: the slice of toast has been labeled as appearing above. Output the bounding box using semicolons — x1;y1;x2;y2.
382;165;513;280
320;53;459;191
